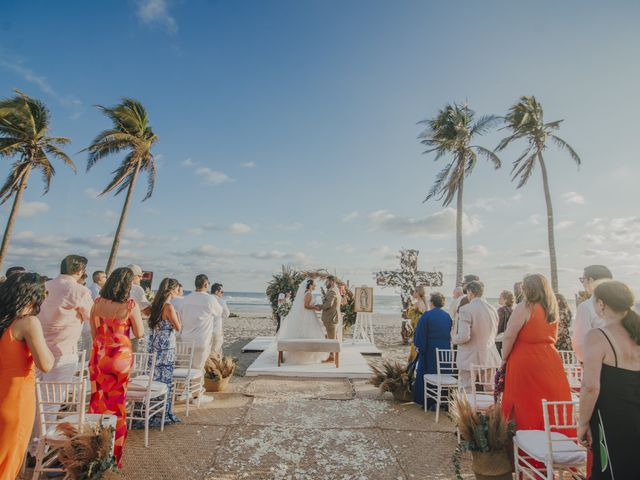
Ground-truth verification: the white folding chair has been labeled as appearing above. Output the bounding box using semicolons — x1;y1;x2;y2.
564;364;583;391
32;380;86;479
558;350;577;368
514;400;587;479
424;348;459;422
126;352;168;447
467;364;496;412
173;341;204;416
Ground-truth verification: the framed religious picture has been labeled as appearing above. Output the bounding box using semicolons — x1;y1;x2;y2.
354;287;374;313
141;271;154;291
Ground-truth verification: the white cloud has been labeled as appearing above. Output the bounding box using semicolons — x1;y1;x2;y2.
528;214;542;226
496;263;535;270
241;162;256;168
181;158;197;167
370;246;396;260
250;250;286;260
368;208;482;237
136;0;177;33
342;211;359;223
467;197;509;212
84;188;103;199
468;245;489;257
196;167;234;185
18;201;49;218
276;222;304;231
555;220;575;231
521;249;547;257
228;223;252;235
562;192;586;205
338;244;355;254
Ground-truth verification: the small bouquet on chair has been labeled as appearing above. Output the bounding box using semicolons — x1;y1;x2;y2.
493;363;507;404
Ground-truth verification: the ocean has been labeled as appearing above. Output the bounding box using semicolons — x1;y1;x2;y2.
220;291;507;316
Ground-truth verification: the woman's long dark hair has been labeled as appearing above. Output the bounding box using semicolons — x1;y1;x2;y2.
149;278;179;330
594;281;640;345
0;272;46;338
100;267;134;303
522;274;558;323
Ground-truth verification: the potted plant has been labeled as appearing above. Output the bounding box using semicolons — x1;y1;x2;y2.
369;360;413;402
204;355;236;392
449;391;514;480
57;419;119;479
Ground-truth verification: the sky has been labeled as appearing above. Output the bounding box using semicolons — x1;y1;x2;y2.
0;0;638;298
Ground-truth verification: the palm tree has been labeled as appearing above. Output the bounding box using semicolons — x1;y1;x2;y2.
83;98;158;275
0;91;75;271
496;96;581;292
418;103;501;286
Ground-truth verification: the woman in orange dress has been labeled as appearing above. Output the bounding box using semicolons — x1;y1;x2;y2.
501;273;572;430
88;267;144;467
0;273;54;480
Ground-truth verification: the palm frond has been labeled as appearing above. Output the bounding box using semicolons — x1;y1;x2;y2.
550;134;581;167
511;152;537;188
44;144;76;173
473;145;501;169
470;114;501;136
141;156;156;201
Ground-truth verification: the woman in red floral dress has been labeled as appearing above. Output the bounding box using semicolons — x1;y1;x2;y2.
88;267;144;467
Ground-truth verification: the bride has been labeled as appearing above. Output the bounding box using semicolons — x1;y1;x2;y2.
277;278;326;364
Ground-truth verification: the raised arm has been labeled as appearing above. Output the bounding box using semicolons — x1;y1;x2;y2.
14;315;54;372
165;303;182;332
320;289;337;311
500;302;528;362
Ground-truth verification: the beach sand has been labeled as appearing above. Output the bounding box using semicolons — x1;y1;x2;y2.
21;312;472;479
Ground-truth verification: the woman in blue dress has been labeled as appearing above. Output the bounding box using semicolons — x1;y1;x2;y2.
147;278;182;426
413;292;452;407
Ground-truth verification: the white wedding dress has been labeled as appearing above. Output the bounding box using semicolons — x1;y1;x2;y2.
277;280;327;364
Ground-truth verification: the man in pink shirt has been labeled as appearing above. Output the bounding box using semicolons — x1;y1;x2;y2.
29;254;93;455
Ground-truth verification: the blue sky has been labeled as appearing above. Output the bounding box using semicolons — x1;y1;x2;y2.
1;0;638;297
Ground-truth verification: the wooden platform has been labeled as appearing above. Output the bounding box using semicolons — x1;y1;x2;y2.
242;336;381;355
245;341;375;378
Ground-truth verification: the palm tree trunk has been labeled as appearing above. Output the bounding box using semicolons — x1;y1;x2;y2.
0;166;31;272
538;151;558;292
105;161;141;275
455;172;464;287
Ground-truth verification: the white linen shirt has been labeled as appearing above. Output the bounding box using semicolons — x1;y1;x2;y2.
571;296;603;363
129;284;151;311
176;292;223;344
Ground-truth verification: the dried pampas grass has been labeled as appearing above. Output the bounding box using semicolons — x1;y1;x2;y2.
57;419;118;479
204;355;236;380
369;360;412;396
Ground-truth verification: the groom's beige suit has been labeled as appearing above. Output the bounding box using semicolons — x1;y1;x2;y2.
320;286;342;339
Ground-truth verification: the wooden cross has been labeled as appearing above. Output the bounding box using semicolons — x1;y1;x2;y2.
374;249;443;313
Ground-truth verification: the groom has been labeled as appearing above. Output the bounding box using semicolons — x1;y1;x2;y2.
316;275;342;363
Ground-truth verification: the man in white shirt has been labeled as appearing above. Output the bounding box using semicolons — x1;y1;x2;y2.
82;270;107;354
452;281;501;390
571;265;613;362
176;274;223;370
210;283;230;358
126;264;151;352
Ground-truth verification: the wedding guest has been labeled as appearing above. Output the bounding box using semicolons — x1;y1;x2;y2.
0;273;54;480
555;294;573;351
82;270;107;355
126;264;151;352
171;283;185;310
501;274;572;432
176;274;223;370
147;278;181;426
29;255;93;455
572;265;613;362
211;283;230;358
496;290;515;353
413;292;452;407
89;267;144;467
578;281;640;479
457;274;480;313
408;286;429;362
513;281;524;304
452;281;501;390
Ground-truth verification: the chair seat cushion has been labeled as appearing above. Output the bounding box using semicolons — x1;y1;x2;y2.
127;378;168;398
465;392;494;410
424;374;458;386
173;368;203;379
277;339;342;352
516;430;587;465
